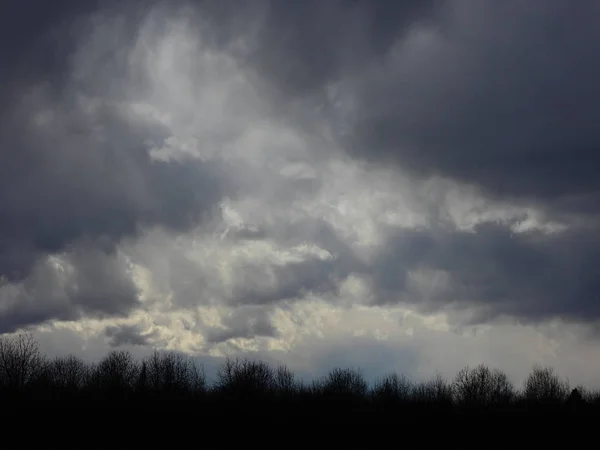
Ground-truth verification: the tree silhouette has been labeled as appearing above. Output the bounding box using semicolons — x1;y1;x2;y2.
143;350;205;398
51;355;90;392
320;368;368;398
216;357;275;398
372;373;413;404
522;365;569;405
91;350;139;400
413;372;452;406
0;333;42;391
452;364;514;408
273;364;299;396
0;333;598;419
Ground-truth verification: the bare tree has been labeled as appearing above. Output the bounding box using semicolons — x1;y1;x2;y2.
0;333;43;389
321;368;368;398
413;372;453;405
136;361;149;394
574;385;600;404
522;365;569;404
273;364;298;396
51;355;90;392
452;364;514;407
94;350;139;395
371;373;413;404
216;357;275;396
143;350;206;396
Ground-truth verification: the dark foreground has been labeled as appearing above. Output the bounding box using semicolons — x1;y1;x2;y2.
1;333;599;432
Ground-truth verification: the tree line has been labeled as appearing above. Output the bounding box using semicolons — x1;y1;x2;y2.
0;333;597;419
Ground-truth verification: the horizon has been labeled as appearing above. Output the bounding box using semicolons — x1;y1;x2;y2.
0;332;592;399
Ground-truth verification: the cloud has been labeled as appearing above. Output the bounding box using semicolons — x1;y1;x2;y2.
0;241;139;333
343;1;600;216
105;323;159;347
0;89;225;280
243;0;439;98
204;305;278;344
371;221;600;325
0;1;94;86
236;1;600;220
4;0;600;392
0;1;229;329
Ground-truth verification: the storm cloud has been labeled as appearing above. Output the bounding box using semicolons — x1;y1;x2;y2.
0;0;228;331
345;1;600;213
3;0;600;386
371;221;600;325
0;241;139;333
227;0;600;324
236;1;600;214
105;323;159;347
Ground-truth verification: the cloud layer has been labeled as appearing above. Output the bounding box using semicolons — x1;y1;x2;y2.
2;0;600;387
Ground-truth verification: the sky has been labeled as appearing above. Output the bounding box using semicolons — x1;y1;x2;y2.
2;0;600;388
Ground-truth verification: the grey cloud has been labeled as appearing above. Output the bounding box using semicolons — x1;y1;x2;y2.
226;163;323;210
105;324;159;348
230;257;340;307
219;0;600;328
243;0;439;98
0;93;225;282
343;0;600;215
0;242;140;333
227;219;366;306
232;226;268;241
234;1;600;219
204;306;278;344
231;219;364;269
372;221;600;325
124;221;359;312
0;1;229;331
119;219;358;312
0;1;93;85
8;0;600;340
225;215;600;327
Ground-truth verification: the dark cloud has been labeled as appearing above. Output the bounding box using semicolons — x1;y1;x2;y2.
0;242;140;333
342;1;600;215
372;221;600;325
4;0;600;337
105;323;159;347
230;257;339;307
0;0;228;331
237;1;600;218
221;0;600;327
225;213;600;327
0;91;225;282
223;212;600;328
0;1;93;84
204;306;278;344
244;0;439;98
227;219;366;306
